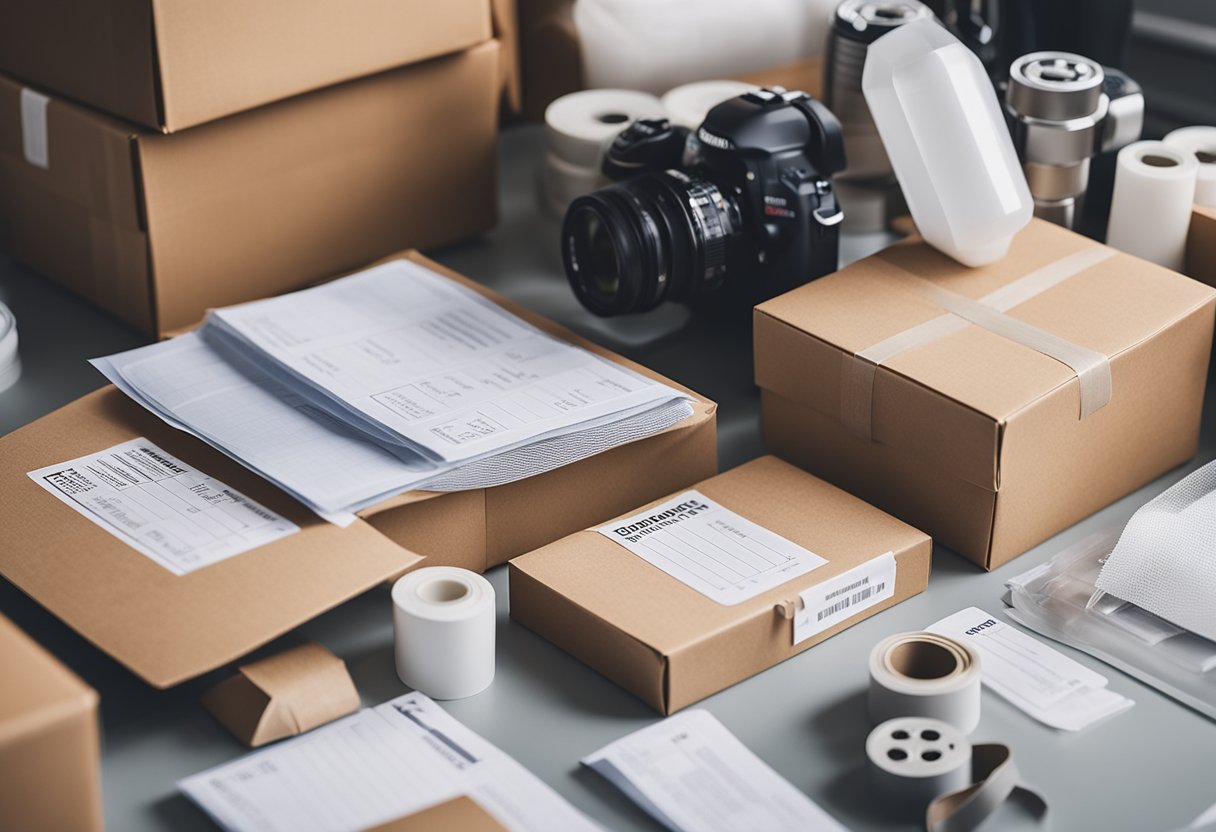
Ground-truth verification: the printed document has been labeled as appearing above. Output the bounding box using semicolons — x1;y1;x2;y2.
180;692;600;832
582;709;846;832
596;490;827;605
27;439;298;575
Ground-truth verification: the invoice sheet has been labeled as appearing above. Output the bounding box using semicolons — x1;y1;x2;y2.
582;709;846;832
180;692;601;832
206;258;687;462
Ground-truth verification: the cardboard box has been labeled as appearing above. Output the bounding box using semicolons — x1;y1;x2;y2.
755;219;1216;570
509;456;931;714
0;613;103;832
0;0;493;132
0;252;716;687
367;797;507;832
0;41;501;336
1187;204;1216;289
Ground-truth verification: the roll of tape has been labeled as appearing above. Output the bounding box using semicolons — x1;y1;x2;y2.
869;632;982;734
544;89;666;169
1163;126;1216;207
1106;140;1199;271
537;152;607;218
392;566;495;700
867;717;972;808
0;302;19;394
661;80;756;130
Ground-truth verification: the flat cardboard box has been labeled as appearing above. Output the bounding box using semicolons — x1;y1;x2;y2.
367;797;508;832
1187;204;1216;289
509;456;931;714
0;0;493;132
0;613;103;832
0;41;501;336
0;252;716;687
755;219;1216;570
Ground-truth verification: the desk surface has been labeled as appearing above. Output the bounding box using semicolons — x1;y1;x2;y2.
1;125;1214;832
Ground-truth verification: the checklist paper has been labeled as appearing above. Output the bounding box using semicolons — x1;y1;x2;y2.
180;692;600;832
27;438;298;575
583;710;846;832
596;490;827;605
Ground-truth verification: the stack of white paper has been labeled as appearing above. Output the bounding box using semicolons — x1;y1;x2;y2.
93;259;693;524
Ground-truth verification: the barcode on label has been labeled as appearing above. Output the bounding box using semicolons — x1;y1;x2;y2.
816;582;886;622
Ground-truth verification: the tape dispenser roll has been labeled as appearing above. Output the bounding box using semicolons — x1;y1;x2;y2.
392;566;496;700
869;632;982;734
544;89;666;169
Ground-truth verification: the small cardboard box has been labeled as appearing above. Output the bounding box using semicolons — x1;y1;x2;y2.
1187;204;1216;289
0;0;493;132
0;41;501;336
755;219;1216;570
0;613;103;832
509;456;931;714
0;252;716;687
367;797;508;832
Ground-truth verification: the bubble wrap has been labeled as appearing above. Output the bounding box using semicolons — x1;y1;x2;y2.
1096;460;1216;642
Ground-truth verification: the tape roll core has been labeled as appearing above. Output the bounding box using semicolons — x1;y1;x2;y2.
869;632;982;734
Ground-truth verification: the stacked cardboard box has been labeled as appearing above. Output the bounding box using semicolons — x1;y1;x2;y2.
0;0;512;335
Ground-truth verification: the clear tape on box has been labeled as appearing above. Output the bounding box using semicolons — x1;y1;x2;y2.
1005;528;1216;722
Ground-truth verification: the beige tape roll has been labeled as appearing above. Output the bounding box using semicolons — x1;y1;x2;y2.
869;632;982;734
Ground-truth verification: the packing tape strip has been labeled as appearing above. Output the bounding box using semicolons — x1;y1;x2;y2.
867;717;1048;832
544;89;666;170
1163;126;1216;208
20;88;50;169
869;632;982;734
841;247;1116;440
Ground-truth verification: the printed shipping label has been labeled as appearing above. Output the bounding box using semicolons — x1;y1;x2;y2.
794;552;896;645
28;438;299;576
597;490;828;605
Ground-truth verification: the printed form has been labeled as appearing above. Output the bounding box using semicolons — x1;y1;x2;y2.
27;438;298;575
583;709;846;832
597;490;827;605
180;692;601;832
207;259;686;462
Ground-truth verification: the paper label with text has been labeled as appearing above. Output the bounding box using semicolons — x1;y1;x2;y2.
597;490;827;605
794;551;896;644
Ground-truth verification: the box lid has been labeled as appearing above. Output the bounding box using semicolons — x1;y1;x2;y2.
511;456;929;658
0;613;97;746
0;388;423;689
755;219;1216;492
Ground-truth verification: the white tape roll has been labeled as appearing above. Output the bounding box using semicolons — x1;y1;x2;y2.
661;81;757;129
392;567;495;700
869;632;982;734
0;302;19;394
544;89;666;169
1163;126;1216;208
1106;140;1199;272
867;717;972;808
537;152;607;219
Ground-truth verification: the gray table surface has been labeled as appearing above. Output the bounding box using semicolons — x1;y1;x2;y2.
1;124;1214;832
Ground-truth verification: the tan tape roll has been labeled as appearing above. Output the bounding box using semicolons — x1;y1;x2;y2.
869;632;983;734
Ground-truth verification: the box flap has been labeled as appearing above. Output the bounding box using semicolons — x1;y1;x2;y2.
0;614;97;746
151;0;492;132
367;797;509;832
1187;204;1216;288
755;219;1216;491
510;456;929;657
0;388;424;688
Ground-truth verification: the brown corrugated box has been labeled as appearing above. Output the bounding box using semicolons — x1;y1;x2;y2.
365;797;507;832
0;613;103;832
0;252;716;687
0;0;494;132
1187;204;1216;289
509;456;931;714
755;219;1216;571
0;40;501;336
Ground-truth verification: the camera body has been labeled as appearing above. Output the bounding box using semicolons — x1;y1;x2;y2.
561;88;846;317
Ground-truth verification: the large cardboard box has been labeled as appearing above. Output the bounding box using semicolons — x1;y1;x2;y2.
1187;204;1216;289
0;613;103;832
0;0;493;133
0;252;716;687
755;219;1216;570
0;41;501;336
509;456;931;714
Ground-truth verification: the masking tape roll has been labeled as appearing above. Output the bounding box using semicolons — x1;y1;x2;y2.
1163;126;1216;208
392;566;495;700
544;89;666;169
869;631;982;734
661;80;757;130
1106;140;1199;271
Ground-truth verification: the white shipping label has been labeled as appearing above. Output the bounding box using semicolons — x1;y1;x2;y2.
597;489;828;605
28;438;299;576
20;88;50;169
794;551;896;644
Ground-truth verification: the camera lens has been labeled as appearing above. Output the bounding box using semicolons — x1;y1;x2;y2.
562;171;738;316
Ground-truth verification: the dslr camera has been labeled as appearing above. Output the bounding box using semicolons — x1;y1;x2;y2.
561;88;847;317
